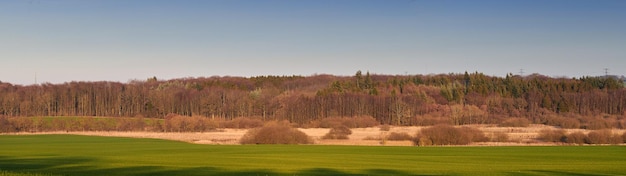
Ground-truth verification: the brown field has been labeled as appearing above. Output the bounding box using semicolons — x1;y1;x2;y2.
6;124;625;146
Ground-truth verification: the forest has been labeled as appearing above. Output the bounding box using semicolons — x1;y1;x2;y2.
1;71;625;129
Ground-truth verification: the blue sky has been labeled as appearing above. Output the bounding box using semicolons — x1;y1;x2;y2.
1;0;625;85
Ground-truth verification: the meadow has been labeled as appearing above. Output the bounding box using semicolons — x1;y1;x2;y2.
0;135;624;176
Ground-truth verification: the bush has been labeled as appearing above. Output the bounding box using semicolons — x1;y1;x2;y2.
490;132;509;142
411;115;453;126
221;117;264;129
586;130;609;144
240;122;313;144
538;129;566;142
116;117;143;132
379;125;391;131
413;125;486;146
317;118;342;128
544;116;580;129
499;118;530;127
610;134;623;144
362;136;381;140
586;130;622;144
460;126;489;142
349;116;380;128
387;132;413;141
582;118;611;130
565;132;588;145
618;119;626;129
317;116;379;128
415;136;433;146
163;114;220;132
0;116;15;133
622;132;626;143
559;118;581;129
321;125;352;140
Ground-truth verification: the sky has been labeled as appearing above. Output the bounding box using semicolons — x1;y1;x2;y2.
1;0;625;85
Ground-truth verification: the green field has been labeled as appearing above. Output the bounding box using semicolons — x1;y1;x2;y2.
0;135;624;175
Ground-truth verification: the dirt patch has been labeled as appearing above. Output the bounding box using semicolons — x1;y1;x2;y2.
5;125;625;146
7;129;247;145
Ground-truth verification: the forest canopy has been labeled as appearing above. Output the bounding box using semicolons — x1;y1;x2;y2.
1;72;625;127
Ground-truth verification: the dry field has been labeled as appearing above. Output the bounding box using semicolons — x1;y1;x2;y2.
7;124;625;146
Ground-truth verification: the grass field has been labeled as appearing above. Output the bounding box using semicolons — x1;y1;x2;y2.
0;135;624;176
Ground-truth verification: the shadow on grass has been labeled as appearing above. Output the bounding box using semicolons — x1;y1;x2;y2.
4;156;611;176
507;170;611;176
0;156;94;171
0;156;432;176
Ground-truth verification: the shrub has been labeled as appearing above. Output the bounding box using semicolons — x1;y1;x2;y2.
240;122;313;144
499;118;530;127
387;132;413;141
11;117;36;132
544;116;580;129
538;129;566;142
565;132;588;145
321;125;352;140
0;116;15;133
618;119;626;129
490;132;509;142
124;117;149;131
413;125;486;146
460;126;489;142
362;136;381;140
162;114;220;132
585;130;621;144
415;136;433;146
582;118;611;130
379;125;391;131
221;117;264;129
586;130;608;144
411;115;453;126
559;118;581;129
317;117;342;128
146;118;164;132
610;134;623;144
317;116;379;128
348;116;380;128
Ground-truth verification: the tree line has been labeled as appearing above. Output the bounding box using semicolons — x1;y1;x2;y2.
1;72;625;128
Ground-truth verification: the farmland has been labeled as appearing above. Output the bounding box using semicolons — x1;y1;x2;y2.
1;135;625;175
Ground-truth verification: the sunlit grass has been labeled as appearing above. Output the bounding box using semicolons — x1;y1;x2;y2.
0;135;624;175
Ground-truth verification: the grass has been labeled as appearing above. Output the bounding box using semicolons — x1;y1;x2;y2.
0;135;625;175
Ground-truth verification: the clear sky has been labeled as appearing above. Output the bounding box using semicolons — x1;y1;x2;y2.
1;0;625;85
